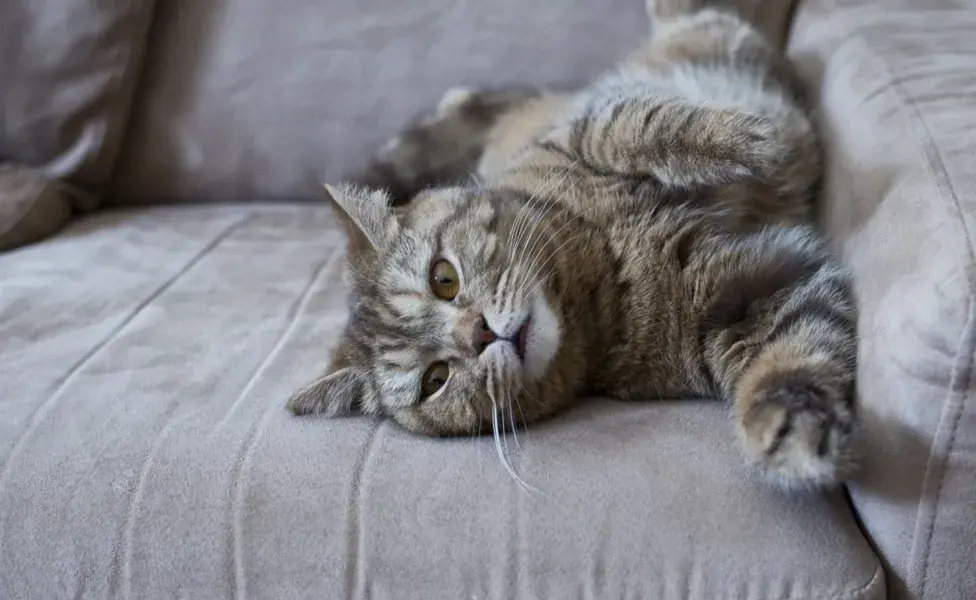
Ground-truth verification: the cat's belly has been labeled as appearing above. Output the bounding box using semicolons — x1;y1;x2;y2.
589;205;720;400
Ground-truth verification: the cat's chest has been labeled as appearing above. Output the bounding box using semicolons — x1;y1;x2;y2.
586;204;706;395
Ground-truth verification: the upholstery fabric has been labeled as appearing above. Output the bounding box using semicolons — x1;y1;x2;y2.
790;1;976;598
108;0;797;205
0;163;71;251
0;0;157;243
0;205;883;600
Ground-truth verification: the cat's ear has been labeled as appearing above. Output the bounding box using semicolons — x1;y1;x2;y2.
286;367;367;417
324;183;399;251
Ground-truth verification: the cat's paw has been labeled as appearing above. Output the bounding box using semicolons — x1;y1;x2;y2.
737;369;856;490
347;86;538;205
723;112;786;181
376;87;478;161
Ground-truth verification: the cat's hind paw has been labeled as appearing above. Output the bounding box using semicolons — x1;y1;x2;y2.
347;86;540;205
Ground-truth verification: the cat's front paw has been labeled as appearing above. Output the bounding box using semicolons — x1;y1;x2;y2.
737;369;856;490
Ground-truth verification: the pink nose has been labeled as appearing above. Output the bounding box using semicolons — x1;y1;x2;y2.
474;317;497;354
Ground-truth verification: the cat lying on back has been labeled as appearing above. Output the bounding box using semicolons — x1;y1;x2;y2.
288;0;858;491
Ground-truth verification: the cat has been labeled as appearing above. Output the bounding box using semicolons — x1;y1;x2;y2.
287;0;858;491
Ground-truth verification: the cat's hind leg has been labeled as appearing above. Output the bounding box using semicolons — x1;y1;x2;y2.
544;3;818;212
347;87;542;205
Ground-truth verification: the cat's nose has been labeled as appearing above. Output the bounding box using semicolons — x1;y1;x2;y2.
473;316;498;355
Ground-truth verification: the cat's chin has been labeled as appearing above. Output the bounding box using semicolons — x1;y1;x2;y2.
522;294;561;382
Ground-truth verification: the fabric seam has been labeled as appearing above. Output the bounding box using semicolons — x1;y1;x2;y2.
830;563;885;600
1;211;255;577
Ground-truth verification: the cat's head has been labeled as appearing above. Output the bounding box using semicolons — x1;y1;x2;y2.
287;183;584;435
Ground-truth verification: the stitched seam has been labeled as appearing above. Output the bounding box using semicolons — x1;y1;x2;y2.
212;236;346;433
827;563;885;600
919;302;976;598
853;25;976;599
226;237;345;600
347;421;383;600
0;211;254;575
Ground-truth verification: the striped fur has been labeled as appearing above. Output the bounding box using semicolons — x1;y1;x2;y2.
288;1;857;490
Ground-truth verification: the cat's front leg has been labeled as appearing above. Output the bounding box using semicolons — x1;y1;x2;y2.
697;226;858;490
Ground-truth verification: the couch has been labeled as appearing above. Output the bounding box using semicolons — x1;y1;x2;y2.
1;0;974;598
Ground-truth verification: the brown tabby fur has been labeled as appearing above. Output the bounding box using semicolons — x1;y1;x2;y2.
288;0;858;491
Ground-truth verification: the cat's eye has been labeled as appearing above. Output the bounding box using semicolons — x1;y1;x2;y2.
420;361;450;398
429;259;460;301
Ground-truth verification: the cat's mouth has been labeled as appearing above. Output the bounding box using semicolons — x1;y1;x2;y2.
515;317;531;360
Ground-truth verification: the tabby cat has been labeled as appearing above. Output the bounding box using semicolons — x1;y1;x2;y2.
287;0;858;491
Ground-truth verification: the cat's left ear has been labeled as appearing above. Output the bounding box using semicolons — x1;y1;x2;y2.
286;367;367;417
324;183;400;251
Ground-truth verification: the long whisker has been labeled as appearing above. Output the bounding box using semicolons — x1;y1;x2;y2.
507;383;522;451
501;383;511;454
506;150;554;247
519;230;584;301
491;398;538;495
515;189;612;302
487;360;541;495
510;163;580;285
507;159;577;270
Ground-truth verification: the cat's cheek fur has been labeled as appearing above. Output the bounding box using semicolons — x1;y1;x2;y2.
523;294;562;382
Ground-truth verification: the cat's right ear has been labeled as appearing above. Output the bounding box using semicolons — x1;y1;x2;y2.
323;183;399;251
286;367;366;417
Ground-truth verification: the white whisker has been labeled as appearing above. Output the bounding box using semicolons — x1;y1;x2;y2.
491;399;538;495
507;385;522;451
506;151;555;248
516;194;608;301
507;160;574;270
486;360;542;496
510;163;580;290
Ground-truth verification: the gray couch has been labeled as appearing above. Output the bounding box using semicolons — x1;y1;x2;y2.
1;0;974;598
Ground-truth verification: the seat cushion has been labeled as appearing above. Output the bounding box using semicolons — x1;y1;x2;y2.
790;1;976;598
0;205;882;599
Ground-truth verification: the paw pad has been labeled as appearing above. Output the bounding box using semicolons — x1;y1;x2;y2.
738;371;855;489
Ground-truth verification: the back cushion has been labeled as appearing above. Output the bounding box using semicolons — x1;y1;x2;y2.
790;1;976;598
0;0;156;246
109;0;799;205
107;0;651;204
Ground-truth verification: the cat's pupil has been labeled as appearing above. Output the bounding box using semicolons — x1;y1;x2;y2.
429;259;460;301
420;361;451;398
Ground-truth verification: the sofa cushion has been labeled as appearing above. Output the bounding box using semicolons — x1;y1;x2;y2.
107;0;799;205
0;204;883;599
0;0;157;245
790;1;976;599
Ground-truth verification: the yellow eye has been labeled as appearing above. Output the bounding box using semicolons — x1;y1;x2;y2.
429;259;460;301
420;362;450;398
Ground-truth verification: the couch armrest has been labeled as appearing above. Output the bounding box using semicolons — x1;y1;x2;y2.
790;2;976;599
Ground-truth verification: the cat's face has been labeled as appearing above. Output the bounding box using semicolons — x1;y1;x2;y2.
287;184;568;436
